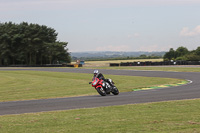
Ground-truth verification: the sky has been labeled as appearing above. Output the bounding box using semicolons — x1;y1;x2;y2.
1;0;200;52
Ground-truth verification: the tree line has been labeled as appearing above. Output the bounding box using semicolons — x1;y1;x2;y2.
0;22;71;66
164;46;200;61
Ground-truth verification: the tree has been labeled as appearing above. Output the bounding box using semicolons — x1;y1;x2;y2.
164;46;200;61
163;48;176;61
195;47;200;56
0;22;71;66
175;46;189;57
185;53;200;61
184;47;200;61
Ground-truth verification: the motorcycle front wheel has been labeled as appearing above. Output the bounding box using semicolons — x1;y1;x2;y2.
96;87;106;96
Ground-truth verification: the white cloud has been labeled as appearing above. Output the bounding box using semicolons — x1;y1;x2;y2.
180;25;200;37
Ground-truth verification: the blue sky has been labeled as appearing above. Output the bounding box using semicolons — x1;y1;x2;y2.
1;0;200;52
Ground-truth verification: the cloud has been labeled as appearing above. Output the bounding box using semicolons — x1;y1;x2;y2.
180;25;200;37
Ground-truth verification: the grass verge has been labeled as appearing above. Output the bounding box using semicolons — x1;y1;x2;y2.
0;71;184;102
83;66;200;72
0;99;200;133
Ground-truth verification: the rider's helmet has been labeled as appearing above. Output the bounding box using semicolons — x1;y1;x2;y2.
93;70;99;77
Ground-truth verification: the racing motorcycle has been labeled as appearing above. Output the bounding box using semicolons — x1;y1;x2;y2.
89;77;119;96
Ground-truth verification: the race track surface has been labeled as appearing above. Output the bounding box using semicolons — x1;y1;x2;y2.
0;68;200;115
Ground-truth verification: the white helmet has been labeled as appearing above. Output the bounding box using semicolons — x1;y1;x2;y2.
94;70;99;74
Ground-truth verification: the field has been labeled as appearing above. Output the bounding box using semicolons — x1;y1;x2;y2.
0;66;199;132
83;59;163;67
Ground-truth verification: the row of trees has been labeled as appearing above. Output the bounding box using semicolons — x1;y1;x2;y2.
0;22;71;66
164;46;200;61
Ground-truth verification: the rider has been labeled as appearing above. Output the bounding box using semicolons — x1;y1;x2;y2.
92;70;113;87
92;70;105;81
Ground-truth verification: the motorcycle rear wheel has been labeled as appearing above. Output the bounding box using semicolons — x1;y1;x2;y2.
96;87;106;96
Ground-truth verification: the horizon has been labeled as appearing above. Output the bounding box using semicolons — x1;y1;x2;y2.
70;50;167;53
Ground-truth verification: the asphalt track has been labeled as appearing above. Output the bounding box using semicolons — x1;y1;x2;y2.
0;68;200;115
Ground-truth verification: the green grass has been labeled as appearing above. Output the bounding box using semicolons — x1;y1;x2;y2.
0;71;183;102
83;66;200;72
0;99;200;133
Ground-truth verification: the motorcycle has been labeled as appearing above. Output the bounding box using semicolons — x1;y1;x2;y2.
89;77;119;96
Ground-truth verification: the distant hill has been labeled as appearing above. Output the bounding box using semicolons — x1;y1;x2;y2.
71;51;166;59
